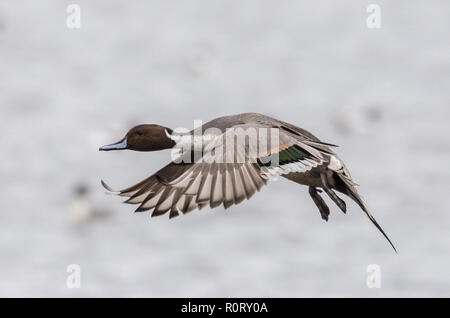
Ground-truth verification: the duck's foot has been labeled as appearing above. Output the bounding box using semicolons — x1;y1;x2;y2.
309;186;330;221
320;173;347;213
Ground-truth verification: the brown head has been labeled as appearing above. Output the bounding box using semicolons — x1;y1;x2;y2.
99;124;175;152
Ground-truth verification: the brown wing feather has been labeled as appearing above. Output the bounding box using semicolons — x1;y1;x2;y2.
101;161;267;218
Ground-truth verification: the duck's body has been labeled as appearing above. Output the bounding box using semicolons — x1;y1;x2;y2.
100;112;396;251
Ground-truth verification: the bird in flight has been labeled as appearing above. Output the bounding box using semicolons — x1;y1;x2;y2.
100;112;396;252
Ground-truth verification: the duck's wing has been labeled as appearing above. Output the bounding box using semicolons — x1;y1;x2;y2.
251;126;333;178
102;125;270;218
102;162;267;218
247;113;339;155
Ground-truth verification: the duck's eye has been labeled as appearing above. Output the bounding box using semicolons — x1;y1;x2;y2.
137;132;143;136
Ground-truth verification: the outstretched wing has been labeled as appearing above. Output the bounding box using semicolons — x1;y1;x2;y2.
102;161;267;218
102;125;270;218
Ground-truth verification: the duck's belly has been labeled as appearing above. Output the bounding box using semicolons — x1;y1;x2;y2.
282;166;333;188
283;172;322;187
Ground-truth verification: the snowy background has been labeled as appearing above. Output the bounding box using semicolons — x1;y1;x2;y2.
0;0;449;297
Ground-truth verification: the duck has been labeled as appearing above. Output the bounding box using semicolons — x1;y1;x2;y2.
100;112;396;252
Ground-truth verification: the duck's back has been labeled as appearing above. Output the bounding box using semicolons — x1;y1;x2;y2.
201;112;327;144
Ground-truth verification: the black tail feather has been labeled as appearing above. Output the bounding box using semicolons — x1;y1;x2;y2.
347;191;397;253
334;173;397;253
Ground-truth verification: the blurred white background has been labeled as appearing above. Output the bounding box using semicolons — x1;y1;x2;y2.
0;0;449;297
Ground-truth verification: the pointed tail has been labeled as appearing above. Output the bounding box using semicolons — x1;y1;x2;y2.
335;174;397;253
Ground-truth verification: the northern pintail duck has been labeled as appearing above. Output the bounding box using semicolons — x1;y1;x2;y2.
100;113;396;251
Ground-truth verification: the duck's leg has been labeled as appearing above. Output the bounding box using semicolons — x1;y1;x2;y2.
320;173;347;213
309;186;330;221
